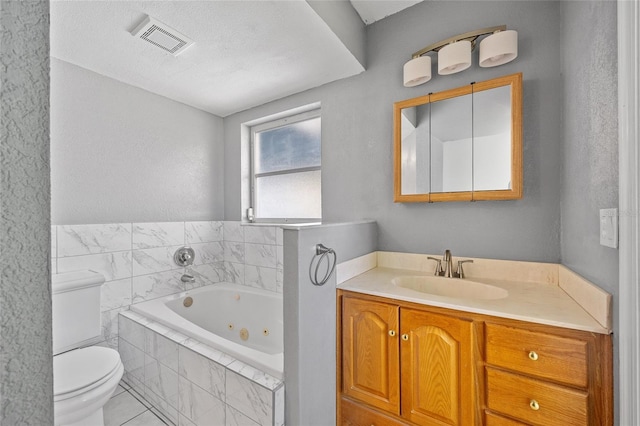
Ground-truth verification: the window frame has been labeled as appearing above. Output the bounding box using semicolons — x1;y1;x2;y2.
249;109;322;223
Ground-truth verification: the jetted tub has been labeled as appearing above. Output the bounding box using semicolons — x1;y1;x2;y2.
130;282;283;379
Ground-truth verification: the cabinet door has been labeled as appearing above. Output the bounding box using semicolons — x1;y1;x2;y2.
342;296;400;414
400;309;477;425
340;397;406;426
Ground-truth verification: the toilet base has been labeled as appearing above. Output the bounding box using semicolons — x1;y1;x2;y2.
58;407;103;426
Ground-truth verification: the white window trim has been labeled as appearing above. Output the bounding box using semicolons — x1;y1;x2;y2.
249;108;322;223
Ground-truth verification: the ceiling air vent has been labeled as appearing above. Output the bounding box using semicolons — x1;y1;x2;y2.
131;15;194;56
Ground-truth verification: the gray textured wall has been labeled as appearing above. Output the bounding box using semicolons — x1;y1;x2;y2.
560;2;619;421
283;221;377;425
51;59;225;225
560;0;618;314
0;1;53;424
225;1;564;263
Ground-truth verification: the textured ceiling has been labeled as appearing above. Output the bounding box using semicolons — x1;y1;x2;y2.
50;1;421;117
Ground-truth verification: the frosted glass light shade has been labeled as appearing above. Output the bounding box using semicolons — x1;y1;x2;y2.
438;40;472;75
479;30;518;67
403;56;432;87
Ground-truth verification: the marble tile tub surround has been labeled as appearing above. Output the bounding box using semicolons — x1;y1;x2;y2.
51;221;284;348
119;311;284;426
336;251;612;331
222;222;284;294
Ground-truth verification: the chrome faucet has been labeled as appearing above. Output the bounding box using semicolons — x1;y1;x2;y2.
443;249;454;278
429;250;474;278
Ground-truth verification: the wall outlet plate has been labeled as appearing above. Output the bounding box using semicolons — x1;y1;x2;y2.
599;208;618;249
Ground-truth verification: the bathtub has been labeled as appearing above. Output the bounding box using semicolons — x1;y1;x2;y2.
130;282;283;379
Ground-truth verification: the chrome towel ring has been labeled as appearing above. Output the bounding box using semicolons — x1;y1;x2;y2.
309;244;337;286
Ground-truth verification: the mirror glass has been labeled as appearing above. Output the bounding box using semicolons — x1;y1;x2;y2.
430;93;473;193
473;85;512;191
400;103;430;195
394;73;522;202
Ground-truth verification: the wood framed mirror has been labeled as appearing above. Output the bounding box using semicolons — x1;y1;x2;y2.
393;73;522;202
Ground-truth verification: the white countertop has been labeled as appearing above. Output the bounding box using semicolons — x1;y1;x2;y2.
338;266;610;334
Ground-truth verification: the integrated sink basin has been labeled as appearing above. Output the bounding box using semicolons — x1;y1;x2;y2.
392;275;509;300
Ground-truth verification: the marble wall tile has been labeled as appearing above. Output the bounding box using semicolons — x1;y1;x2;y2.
226;370;272;426
119;338;145;390
191;242;224;265
245;266;277;292
185;221;223;244
119;314;146;350
223;241;245;263
57;223;132;257
189;263;224;287
132;270;185;304
244;244;277;268
101;278;132;311
224;262;244;285
225;361;282;391
275;228;283;247
184;341;236;368
244;226;277;245
276;245;283;271
119;313;284;426
101;307;125;342
132;246;183;276
227;405;260;426
274;385;284;426
53;220;232;349
145;355;179;409
178;377;226;426
58;251;133;281
178;347;226;401
276;269;283;294
223;221;244;243
146;329;179;372
179;414;197;426
133;222;185;249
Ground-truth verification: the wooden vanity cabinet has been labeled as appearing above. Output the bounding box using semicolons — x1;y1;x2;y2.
341;296;400;414
339;292;480;425
337;290;613;426
483;322;612;426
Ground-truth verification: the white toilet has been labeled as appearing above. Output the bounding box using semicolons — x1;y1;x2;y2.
52;270;124;426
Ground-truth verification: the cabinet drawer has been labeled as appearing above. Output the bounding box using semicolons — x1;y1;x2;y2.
340;397;407;426
485;323;588;387
485;411;529;426
486;368;588;426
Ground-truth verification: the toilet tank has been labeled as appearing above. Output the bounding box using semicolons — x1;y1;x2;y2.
52;270;105;355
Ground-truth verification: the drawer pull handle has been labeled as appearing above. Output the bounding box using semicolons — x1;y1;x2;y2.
530;400;540;411
389;330;396;337
528;351;539;361
402;334;409;341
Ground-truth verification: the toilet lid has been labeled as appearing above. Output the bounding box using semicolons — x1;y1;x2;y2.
54;347;121;396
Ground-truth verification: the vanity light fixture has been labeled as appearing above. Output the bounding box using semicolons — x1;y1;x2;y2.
403;25;518;87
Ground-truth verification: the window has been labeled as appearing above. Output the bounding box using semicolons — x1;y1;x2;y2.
250;110;321;222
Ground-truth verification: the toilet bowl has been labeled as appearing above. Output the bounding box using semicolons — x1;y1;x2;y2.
52;271;124;426
54;346;124;426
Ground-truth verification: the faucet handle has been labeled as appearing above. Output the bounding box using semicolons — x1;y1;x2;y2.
427;257;444;276
455;259;474;279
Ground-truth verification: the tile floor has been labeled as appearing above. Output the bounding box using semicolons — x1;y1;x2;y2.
104;381;169;426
